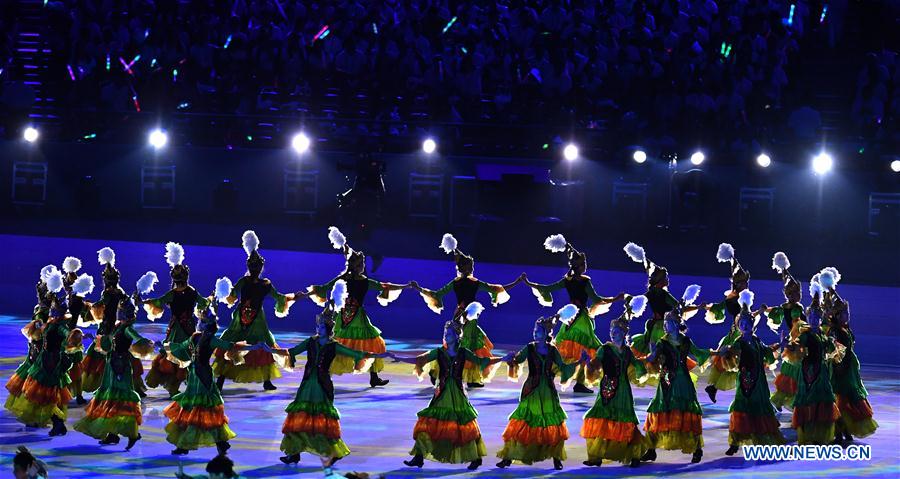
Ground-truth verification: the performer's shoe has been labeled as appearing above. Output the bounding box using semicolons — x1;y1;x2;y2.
327;456;342;467
467;382;484;388
48;416;67;436
369;371;389;388
171;448;189;455
125;434;141;451
573;382;593;394
496;459;512;468
75;395;87;405
216;441;231;455
100;433;120;445
582;460;601;467
216;376;226;391
629;459;640;468
403;454;424;468
553;458;563;470
640;449;657;462
467;458;482;470
725;445;740;456
263;380;277;391
691;448;703;463
844;432;854;443
705;385;718;403
279;454;300;465
832;433;844;445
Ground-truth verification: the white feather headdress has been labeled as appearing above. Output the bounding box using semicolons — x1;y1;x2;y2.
215;277;233;303
72;274;95;297
465;301;484;320
819;267;841;288
628;295;648;318
242;230;260;256
40;264;58;283
809;274;823;298
331;279;348;310
716;243;735;263
165;242;185;267
557;304;578;322
62;256;82;274
46;270;64;293
682;284;702;306
328;226;346;250
136;271;159;294
544;234;568;253
623;242;646;264
738;290;755;309
97;247;116;266
440;233;458;255
772;252;790;274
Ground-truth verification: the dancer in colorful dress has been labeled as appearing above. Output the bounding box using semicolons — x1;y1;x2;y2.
5;267;52;415
828;292;879;442
783;279;843;445
818;267;842;331
144;242;212;397
6;270;77;436
214;231;298;392
82;247;146;397
306;227;411;388
165;278;251;456
581;295;652;468
74;273;157;450
413;233;524;387
525;234;624;393
396;315;508;470
496;305;579;470
641;285;711;464
272;279;389;467
63;265;93;405
623;243;703;363
765;252;807;410
713;290;785;455
703;243;749;403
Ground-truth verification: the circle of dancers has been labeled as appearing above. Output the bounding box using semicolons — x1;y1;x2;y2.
4;228;879;472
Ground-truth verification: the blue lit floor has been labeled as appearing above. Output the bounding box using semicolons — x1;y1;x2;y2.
0;316;898;478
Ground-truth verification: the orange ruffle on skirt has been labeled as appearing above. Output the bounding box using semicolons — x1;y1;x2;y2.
774;373;798;395
581;417;639;443
464;344;493;370
243;349;276;367
22;378;72;406
164;403;228;429
81;354;105;376
555;340;595;363
85;400;142;421
792;402;840;429
711;353;738;373
502;418;569;446
836;396;874;421
151;354;183;375
282;411;341;439
6;373;26;396
730;412;781;435
413;417;481;445
644;410;702;435
335;337;387;354
686;358;698;371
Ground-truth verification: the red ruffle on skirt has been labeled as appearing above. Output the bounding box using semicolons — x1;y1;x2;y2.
413;417;481;446
729;412;781;435
792;402;840;429
282;411;341;439
644;410;702;435
501;418;569;446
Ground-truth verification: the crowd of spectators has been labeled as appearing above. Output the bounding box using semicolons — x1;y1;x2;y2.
853;49;898;141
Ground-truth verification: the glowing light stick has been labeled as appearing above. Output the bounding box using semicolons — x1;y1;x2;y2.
372;23;378;34
119;57;134;75
83;133;96;139
788;4;795;25
132;95;141;112
106;53;110;71
820;5;827;23
319;29;330;40
173;69;178;82
224;34;232;49
443;16;457;34
313;25;329;42
128;54;141;67
144;28;150;39
67;65;76;81
150;58;157;68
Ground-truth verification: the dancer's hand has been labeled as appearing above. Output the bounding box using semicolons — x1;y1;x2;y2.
293;290;308;298
406;281;419;290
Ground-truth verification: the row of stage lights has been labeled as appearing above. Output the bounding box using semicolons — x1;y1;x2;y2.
20;125;900;175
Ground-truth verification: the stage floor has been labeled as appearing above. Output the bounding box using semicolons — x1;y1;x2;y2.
1;316;898;478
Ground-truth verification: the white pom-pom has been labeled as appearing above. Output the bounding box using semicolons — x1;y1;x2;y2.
72;274;95;297
772;252;790;274
809;275;823;298
327;226;346;250
820;267;841;286
629;295;648;318
465;301;484;320
716;243;735;263
623;242;646;264
331;279;348;310
544;234;568;253
97;247;116;266
40;264;58;283
46;270;64;293
738;290;755;308
557;304;578;322
819;270;836;289
136;271;159;294
215;277;233;303
440;233;458;254
682;284;702;305
242;230;260;256
62;256;82;274
164;242;185;267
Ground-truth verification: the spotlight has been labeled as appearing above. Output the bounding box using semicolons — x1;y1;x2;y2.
690;151;705;165
756;153;771;168
812;152;833;175
890;159;900;173
633;150;647;163
563;143;579;161
291;132;311;154
422;138;436;154
23;126;39;143
148;128;168;149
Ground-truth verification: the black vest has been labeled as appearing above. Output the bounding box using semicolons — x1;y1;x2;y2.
522;343;560;399
98;288;127;335
302;339;338;401
434;347;468;399
40;320;69;375
564;277;589;307
169;287;200;336
599;344;631;404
